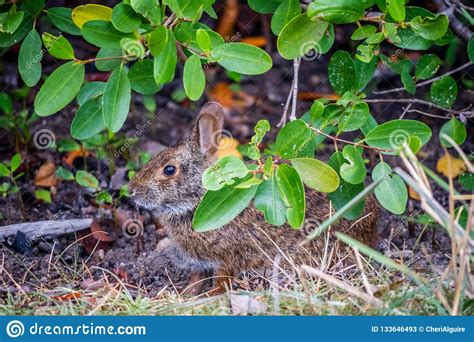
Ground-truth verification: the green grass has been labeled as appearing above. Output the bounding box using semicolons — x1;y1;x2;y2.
0;264;471;316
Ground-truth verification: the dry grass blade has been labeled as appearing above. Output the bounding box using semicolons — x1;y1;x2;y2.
300;265;384;308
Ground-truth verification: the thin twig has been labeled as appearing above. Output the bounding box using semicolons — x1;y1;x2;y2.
365;98;474;117
401;107;455;120
373;62;473;95
310;127;393;153
434;0;472;41
278;80;294;127
75;55;130;65
290;58;301;121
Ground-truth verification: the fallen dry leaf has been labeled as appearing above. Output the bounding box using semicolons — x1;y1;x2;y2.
90;219;115;242
216;0;239;38
230;293;267;315
51;291;82;301
408;186;420;201
217;136;242;159
241;36;267;47
78;218;115;255
34;161;58;187
436;152;466;178
297;92;340;101
64;148;90;166
208;82;254;109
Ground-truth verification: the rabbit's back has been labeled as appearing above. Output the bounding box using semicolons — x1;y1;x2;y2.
164;188;378;273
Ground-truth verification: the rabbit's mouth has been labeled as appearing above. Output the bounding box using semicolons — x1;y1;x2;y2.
131;192;195;216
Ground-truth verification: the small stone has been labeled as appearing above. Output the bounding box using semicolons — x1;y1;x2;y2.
156;238;171;252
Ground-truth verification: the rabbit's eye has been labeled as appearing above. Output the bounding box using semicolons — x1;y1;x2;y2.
163;165;176;176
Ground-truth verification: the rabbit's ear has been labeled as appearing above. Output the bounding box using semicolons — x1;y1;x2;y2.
193;102;224;155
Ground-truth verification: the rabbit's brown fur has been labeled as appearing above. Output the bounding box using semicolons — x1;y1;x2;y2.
129;102;378;294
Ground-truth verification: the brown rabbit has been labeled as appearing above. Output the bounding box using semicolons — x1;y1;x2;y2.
129;102;378;295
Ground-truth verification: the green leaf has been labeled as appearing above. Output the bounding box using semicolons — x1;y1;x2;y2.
386;0;405;22
351;25;377;40
202;156;249;191
290;157;339;192
365;32;385;44
34;61;85;117
430;76;457;108
254;177;287;226
373;162;407;214
415;54;441;80
10;153;21;172
277;14;329;60
130;0;161;25
148;25;167;56
196;29;211;52
410;14;449;41
339;101;370;132
55;166;74;181
153;29;177;84
111;3;142;33
391;7;436;51
25;0;45;17
183;55;205;101
276;164;305;228
57;139;81;152
309;100;325;122
0;164;9;177
0;93;13;114
35;189;52;204
248;0;281;14
459;173;474;191
340;145;366;184
328;50;356;95
164;0;211;20
439;118;467;147
211;43;272;75
365;119;432;151
75;170;99;189
271;0;301;35
47;7;81;36
103;65;131;133
0;14;33;48
355;56;378;91
95;48;123;71
275;119;315;158
234;177;263;189
401;70;416;94
468;35;474;63
192;180;257;232
247;120;270;160
77;81;106;106
0;6;24;34
307;0;366;24
82;20;133;49
18;29;42;87
42;33;75;60
314;23;335;54
328;151;365;220
96;190;113;204
71;96;105;140
129;59;162;95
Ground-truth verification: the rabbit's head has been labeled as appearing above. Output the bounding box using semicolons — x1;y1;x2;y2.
128;102;224;216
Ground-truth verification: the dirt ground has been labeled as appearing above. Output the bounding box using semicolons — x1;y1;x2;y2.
0;0;472;302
